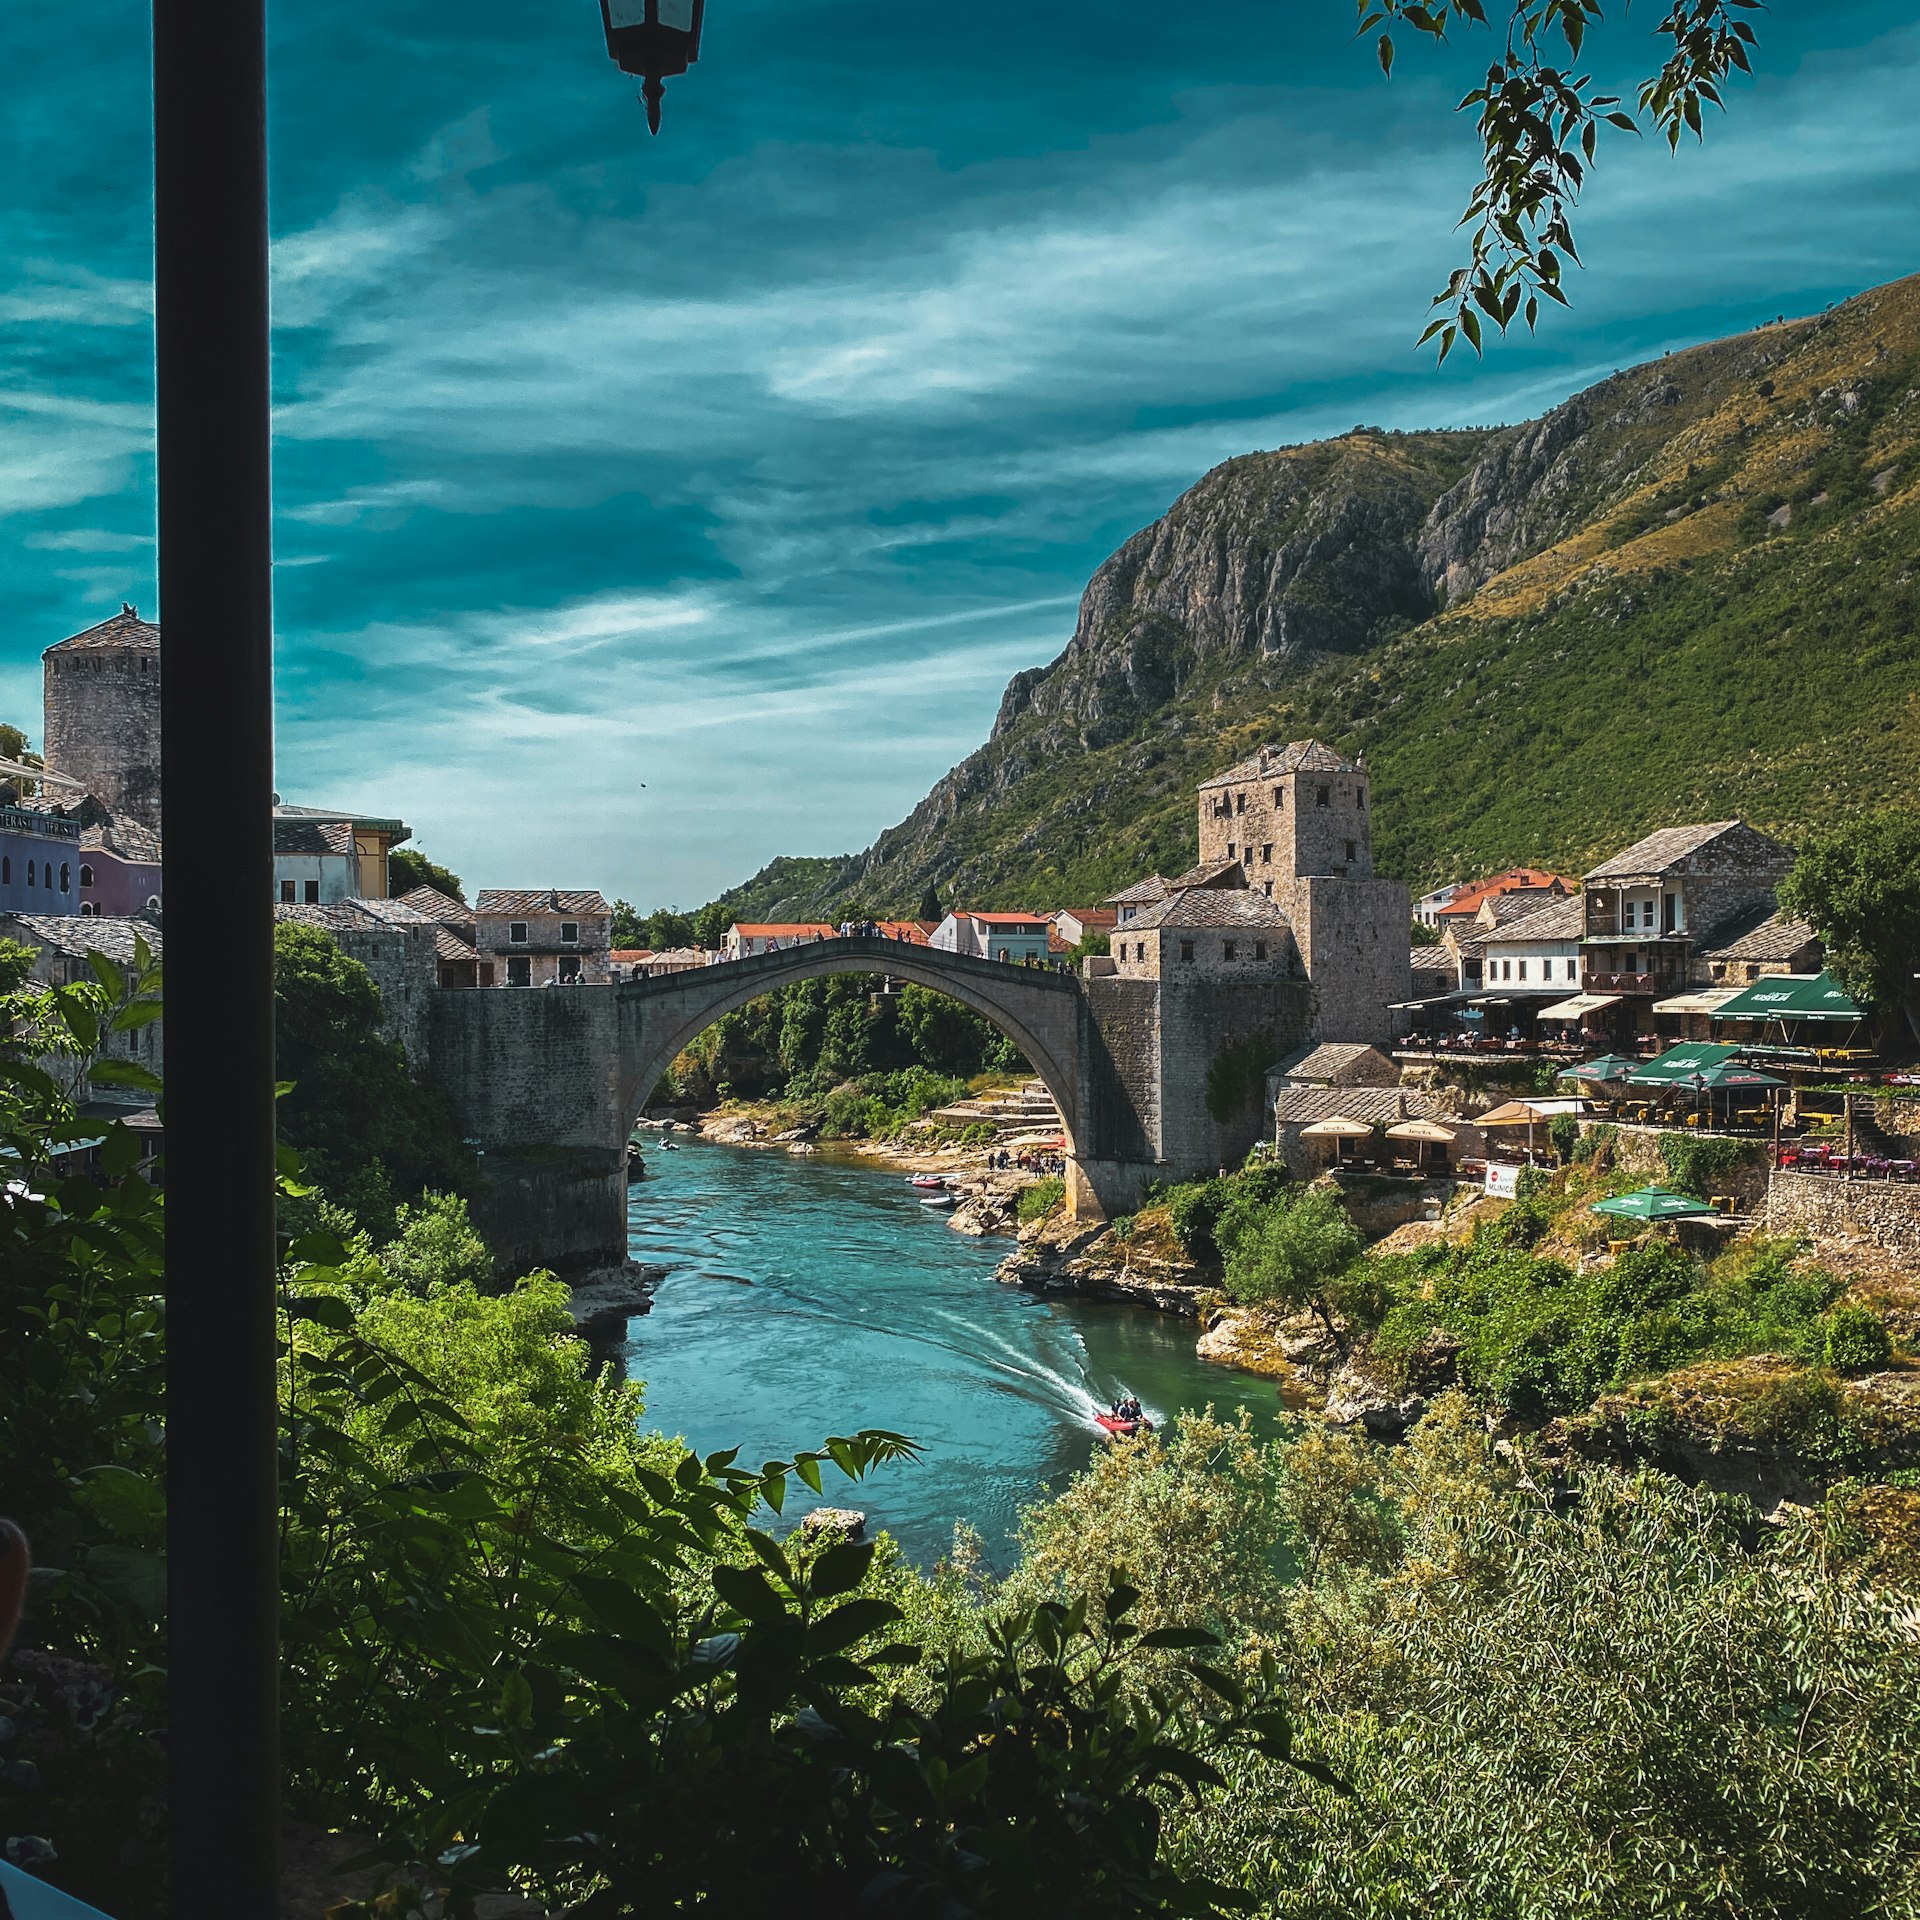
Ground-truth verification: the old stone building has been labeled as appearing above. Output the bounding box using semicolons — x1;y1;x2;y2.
274;897;440;1067
1190;740;1411;1041
1108;885;1297;982
0;912;164;1105
41;607;163;835
475;889;614;987
75;801;163;918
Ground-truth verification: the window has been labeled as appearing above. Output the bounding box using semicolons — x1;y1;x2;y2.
1316;786;1329;808
1272;787;1285;808
1263;881;1273;898
1;856;8;883
81;901;97;917
507;955;531;987
1345;840;1357;862
303;879;320;904
26;860;34;887
79;863;93;888
1357;786;1366;809
1180;940;1195;963
1227;843;1236;860
509;921;529;943
1134;942;1145;962
1260;843;1272;864
58;863;69;890
1254;941;1267;961
145;896;161;914
280;879;296;902
1518;960;1529;981
561;922;579;943
1223;940;1238;960
1234;792;1245;815
479;962;496;987
1502;960;1513;980
558;955;581;982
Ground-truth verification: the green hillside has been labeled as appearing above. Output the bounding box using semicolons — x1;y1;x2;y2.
711;273;1920;916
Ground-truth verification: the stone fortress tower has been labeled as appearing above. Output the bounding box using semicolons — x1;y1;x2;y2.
41;605;163;834
1195;741;1410;1041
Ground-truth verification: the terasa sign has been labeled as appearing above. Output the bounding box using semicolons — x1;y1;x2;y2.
600;0;706;131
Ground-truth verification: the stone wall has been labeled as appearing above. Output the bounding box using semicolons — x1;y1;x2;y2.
428;987;627;1274
1605;1123;1773;1208
1157;974;1312;1179
334;921;438;1069
43;642;163;833
1293;875;1413;1043
1765;1169;1920;1260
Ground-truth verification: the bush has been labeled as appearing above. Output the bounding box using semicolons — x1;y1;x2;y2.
1017;1175;1067;1224
1658;1130;1756;1198
1549;1113;1580;1164
1823;1302;1893;1375
1220;1187;1365;1349
1167;1178;1232;1264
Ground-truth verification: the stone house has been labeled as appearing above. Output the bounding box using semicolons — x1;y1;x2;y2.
273;802;411;905
1271;1084;1481;1177
1647;907;1826;1041
1108;887;1297;982
1193;740;1412;1041
394;887;483;989
1472;893;1588;1024
1270;1041;1400;1089
1105;877;1172;927
0;912;164;1105
1578;822;1796;1040
475;889;614;987
932;912;1052;964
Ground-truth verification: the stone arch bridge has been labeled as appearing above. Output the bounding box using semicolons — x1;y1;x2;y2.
429;935;1308;1273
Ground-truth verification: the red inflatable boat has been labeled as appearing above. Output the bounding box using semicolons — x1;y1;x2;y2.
1094;1411;1153;1439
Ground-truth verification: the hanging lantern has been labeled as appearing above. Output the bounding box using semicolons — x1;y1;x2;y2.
600;0;706;134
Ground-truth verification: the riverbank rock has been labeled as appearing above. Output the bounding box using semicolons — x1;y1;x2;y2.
996;1229;1213;1316
1195;1306;1331;1406
702;1114;765;1144
798;1507;867;1541
569;1261;666;1349
1323;1359;1428;1440
950;1190;1017;1235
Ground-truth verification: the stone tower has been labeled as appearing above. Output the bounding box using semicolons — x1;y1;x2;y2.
42;606;163;833
1195;740;1409;1041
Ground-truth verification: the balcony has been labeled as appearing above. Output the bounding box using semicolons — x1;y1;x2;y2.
1586;969;1677;996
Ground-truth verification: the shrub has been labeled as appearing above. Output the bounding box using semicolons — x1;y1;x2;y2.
1658;1130;1756;1198
1549;1113;1580;1164
1167;1178;1232;1264
1017;1175;1067;1224
1823;1302;1893;1375
1220;1188;1365;1348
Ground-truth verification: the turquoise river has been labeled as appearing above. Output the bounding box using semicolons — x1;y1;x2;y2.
623;1136;1284;1568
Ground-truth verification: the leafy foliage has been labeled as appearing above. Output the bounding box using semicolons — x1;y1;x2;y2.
385;845;464;904
273;922;478;1237
1365;0;1764;359
1659;1127;1760;1197
1779;806;1920;1041
1018;1175;1067;1224
1219;1187;1366;1351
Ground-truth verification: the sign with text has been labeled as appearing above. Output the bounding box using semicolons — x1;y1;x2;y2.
1484;1161;1523;1198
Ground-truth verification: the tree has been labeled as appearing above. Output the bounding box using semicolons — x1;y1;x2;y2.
612;897;646;948
1367;0;1767;357
919;881;944;924
386;845;463;903
273;922;477;1233
0;937;37;996
1220;1186;1364;1350
1779;808;1920;1045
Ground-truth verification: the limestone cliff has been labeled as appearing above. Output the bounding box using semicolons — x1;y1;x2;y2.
711;270;1920;922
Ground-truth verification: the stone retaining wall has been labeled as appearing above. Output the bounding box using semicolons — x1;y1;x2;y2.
1765;1169;1920;1259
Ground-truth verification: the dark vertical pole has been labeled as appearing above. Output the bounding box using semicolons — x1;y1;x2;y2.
155;0;278;1909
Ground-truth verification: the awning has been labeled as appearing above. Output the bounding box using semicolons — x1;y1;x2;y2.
1388;992;1468;1011
1539;992;1621;1019
1627;1042;1741;1086
1713;972;1867;1022
1652;987;1745;1016
1556;1054;1639;1083
1479;1098;1589;1127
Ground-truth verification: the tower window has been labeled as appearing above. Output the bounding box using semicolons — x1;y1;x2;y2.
1223;940;1237;960
26;861;34;886
1357;786;1366;809
1273;788;1285;808
1180;940;1195;963
1345;840;1357;862
1227;842;1236;860
1234;792;1245;815
1261;844;1272;864
1316;787;1330;808
60;863;69;891
2;857;8;883
1254;941;1267;960
1264;881;1272;897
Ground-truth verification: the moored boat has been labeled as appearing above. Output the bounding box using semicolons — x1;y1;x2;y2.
918;1192;956;1210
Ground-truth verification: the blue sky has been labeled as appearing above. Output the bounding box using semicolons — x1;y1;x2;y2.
2;2;1916;909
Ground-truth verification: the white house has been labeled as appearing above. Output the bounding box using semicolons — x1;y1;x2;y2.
931;911;1052;964
1475;893;1586;1000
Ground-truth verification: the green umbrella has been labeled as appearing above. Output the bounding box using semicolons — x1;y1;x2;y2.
1557;1054;1638;1083
1591;1186;1720;1221
1682;1060;1784;1092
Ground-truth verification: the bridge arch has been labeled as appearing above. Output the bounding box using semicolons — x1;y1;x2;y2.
614;936;1088;1155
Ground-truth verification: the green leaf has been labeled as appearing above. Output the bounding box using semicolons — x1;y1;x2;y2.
1136;1627;1220;1651
805;1596;902;1657
806;1539;874;1602
712;1563;793;1630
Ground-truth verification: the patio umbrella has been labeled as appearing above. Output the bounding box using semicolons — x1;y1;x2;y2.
1556;1054;1637;1084
1300;1116;1375;1164
1590;1186;1720;1221
1387;1116;1456;1169
1684;1061;1784;1091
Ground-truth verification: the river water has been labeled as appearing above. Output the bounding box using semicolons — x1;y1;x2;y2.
623;1136;1285;1568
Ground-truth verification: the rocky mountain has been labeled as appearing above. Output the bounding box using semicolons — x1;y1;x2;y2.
714;272;1920;923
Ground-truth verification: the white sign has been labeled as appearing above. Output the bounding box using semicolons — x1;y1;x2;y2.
1484;1162;1522;1198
